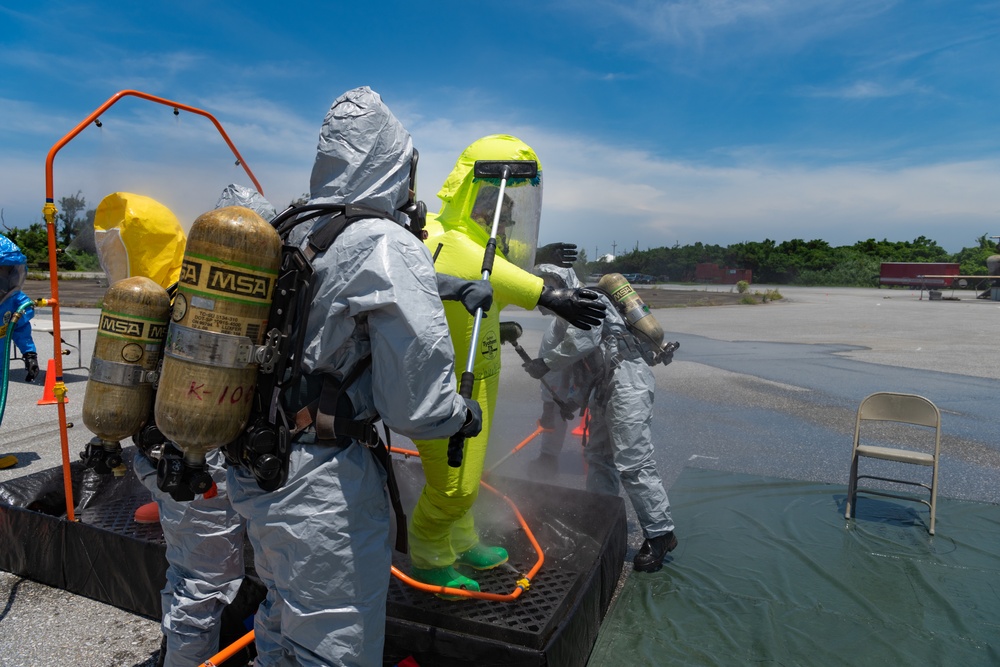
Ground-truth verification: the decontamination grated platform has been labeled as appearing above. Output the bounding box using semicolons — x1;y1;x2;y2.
385;457;627;666
0;448;627;666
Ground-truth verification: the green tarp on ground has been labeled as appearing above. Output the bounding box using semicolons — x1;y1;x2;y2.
589;467;1000;666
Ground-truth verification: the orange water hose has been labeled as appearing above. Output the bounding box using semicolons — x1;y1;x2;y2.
388;443;546;601
485;425;545;476
206;437;549;661
199;630;255;667
43;89;262;521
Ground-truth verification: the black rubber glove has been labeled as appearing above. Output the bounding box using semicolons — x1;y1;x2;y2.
460;397;483;438
536;242;578;268
23;352;39;383
498;321;523;345
660;341;679;366
437;274;493;316
523;358;551;379
536;286;607;330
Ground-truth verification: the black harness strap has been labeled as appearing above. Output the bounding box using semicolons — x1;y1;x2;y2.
375;426;409;554
304;204;395;261
313;358;373;443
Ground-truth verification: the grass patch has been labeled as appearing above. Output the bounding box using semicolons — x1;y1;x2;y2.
738;288;784;305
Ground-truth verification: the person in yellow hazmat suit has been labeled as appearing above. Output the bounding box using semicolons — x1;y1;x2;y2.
92;186;271;667
408;134;607;595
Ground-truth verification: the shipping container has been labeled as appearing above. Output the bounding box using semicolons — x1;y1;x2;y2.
879;262;960;288
695;263;752;285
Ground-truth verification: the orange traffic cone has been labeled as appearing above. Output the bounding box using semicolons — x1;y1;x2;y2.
37;358;66;405
571;409;589;437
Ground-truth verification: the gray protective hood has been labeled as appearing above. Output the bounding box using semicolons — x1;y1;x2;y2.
533;263;582;290
309;86;412;225
216;183;278;221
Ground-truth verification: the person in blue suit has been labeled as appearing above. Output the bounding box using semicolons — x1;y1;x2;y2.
0;236;38;383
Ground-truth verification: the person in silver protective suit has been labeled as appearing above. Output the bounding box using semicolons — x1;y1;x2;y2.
528;344;591;480
135;404;246;667
94;187;273;667
225;86;481;666
525;264;678;573
527;245;588;479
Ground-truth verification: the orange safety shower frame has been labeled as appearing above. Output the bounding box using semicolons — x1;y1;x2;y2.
42;89;263;521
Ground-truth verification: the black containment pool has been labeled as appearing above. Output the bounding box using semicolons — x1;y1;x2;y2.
0;448;627;667
385;456;627;666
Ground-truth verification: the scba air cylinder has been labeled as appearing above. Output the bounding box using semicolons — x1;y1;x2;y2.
82;276;171;471
154;206;282;470
597;273;664;348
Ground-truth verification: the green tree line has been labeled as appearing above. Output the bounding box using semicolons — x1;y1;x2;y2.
592;235;1000;287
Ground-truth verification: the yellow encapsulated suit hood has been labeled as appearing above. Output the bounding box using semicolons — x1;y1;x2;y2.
93;192;187;289
436;134;542;271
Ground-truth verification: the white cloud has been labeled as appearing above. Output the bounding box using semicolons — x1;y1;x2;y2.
0;88;321;231
4;101;998;255
578;0;899;53
523;130;1000;253
800;79;931;99
403;117;1000;254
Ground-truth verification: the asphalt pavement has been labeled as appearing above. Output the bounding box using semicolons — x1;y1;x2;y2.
2;285;999;666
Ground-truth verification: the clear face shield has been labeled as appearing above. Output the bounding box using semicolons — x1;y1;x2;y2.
93;228;131;284
0;264;26;304
470;178;542;271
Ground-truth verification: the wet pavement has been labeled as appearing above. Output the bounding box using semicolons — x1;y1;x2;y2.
2;285;999;666
493;285;1000;503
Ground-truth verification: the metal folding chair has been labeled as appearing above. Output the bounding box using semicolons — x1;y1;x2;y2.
845;392;942;535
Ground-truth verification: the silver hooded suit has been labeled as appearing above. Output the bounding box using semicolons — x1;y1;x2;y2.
226;87;469;666
535;264;675;541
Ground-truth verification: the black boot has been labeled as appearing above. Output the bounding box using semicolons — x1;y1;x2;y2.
633;531;678;573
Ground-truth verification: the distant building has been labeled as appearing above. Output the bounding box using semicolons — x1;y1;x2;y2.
695;263;752;285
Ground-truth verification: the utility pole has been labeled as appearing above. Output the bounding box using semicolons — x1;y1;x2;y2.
611;241;617;257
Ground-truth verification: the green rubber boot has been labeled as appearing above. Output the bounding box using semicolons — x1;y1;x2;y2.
410;565;480;600
456;543;509;570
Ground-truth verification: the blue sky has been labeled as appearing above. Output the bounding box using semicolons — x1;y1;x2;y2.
2;0;999;256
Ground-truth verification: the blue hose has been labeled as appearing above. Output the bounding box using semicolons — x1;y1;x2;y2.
0;301;35;427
